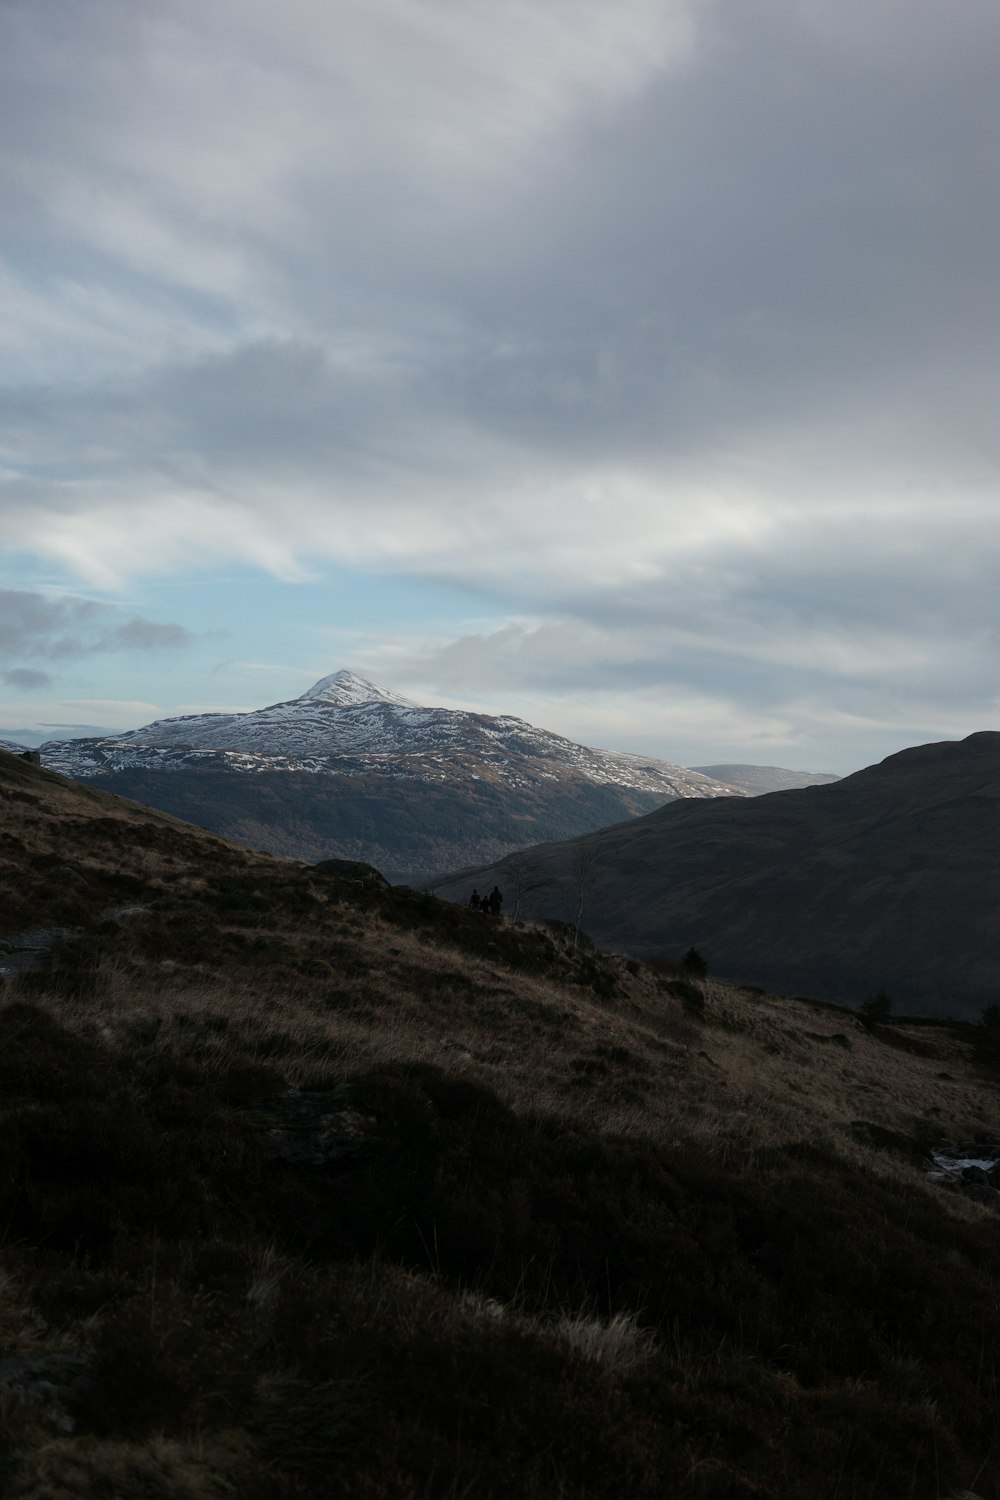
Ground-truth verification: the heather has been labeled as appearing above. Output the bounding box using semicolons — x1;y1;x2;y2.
1;752;999;1498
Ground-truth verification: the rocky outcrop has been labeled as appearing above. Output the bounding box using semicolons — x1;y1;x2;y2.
313;858;390;886
925;1135;1000;1211
0;1349;95;1432
261;1090;378;1168
0;927;72;980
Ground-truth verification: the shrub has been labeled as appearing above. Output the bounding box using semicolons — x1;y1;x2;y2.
861;990;892;1023
682;947;708;979
977;1002;1000;1062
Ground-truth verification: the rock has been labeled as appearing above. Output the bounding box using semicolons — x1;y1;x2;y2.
541;918;596;951
961;1182;1000;1209
0;1349;95;1432
0;951;49;979
19;750;41;766
262;1090;377;1168
0;927;74;980
961;1165;990;1184
3;927;72;951
313;858;389;886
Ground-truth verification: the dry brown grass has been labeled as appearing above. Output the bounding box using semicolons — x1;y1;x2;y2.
7;751;1000;1500
7;1435;244;1500
0;1268;44;1355
7;748;992;1207
31;905;999;1222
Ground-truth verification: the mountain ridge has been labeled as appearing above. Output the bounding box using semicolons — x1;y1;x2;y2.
428;730;1000;1018
690;763;840;795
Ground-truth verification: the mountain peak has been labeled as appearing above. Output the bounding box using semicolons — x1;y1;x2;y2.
298;669;419;710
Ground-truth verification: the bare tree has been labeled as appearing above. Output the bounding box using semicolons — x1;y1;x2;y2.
570;841;598;953
504;856;556;924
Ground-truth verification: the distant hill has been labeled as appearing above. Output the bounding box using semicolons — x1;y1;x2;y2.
429;731;1000;1018
690;763;840;795
37;670;745;879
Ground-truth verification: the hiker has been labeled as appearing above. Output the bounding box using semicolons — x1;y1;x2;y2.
469;889;481;911
488;885;503;917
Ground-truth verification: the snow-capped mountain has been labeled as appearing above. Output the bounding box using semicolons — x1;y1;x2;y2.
300;670;420;710
38;670;746;878
42;671;741;800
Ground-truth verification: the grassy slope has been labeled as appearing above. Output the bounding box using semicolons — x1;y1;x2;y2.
1;751;999;1499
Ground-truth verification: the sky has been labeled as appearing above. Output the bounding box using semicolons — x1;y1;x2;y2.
2;0;998;772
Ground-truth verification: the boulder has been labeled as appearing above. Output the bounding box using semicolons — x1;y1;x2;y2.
262;1090;377;1168
961;1182;1000;1210
0;1349;95;1432
313;858;389;886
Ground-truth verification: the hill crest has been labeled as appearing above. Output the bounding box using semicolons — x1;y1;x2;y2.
430;731;1000;1018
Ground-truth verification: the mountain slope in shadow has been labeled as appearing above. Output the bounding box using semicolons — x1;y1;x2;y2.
429;732;1000;1017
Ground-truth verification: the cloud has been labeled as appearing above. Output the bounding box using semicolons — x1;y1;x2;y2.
2;668;52;691
105;617;191;651
0;589;193;668
0;0;998;766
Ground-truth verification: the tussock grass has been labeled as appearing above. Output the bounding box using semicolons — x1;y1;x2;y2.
551;1309;657;1373
8;1435;254;1500
4;755;1000;1497
43;917;998;1188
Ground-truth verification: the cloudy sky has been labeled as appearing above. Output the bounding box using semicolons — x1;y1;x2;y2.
2;0;998;771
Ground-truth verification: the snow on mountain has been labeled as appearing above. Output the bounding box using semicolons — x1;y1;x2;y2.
300;670;419;710
40;669;745;803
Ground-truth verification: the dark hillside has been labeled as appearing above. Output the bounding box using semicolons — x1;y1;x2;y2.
79;761;670;880
1;749;999;1499
430;731;1000;1018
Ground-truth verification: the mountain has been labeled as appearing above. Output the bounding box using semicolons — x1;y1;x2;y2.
0;737;30;754
690;763;840;794
37;670;746;879
429;731;1000;1019
1;746;999;1499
